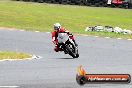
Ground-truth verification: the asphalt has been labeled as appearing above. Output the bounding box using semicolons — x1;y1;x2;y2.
0;29;132;88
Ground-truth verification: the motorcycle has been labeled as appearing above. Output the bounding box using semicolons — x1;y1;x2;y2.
57;32;79;58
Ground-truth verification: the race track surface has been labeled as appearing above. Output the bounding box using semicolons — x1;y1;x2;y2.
0;29;132;88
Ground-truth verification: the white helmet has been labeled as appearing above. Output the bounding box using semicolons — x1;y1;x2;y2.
54;23;61;31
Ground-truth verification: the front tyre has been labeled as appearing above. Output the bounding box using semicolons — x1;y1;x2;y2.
65;45;76;58
75;53;79;58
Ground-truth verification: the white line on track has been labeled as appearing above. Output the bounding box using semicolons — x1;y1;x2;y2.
105;37;110;39
46;32;50;34
0;86;19;88
35;31;40;32
18;30;132;41
117;38;122;40
8;29;15;31
81;34;88;36
127;39;132;41
20;30;25;31
32;55;42;59
94;36;99;37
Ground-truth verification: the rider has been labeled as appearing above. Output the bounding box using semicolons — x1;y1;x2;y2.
52;23;78;52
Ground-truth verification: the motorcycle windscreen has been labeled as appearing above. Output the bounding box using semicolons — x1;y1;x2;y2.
57;33;69;43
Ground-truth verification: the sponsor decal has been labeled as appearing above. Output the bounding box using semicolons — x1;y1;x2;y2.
76;66;131;85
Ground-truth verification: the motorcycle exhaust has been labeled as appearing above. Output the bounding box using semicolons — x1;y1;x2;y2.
76;66;131;85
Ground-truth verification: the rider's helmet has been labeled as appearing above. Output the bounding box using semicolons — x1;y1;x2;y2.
54;23;61;31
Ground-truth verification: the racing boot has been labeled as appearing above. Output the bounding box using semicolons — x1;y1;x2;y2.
54;46;63;52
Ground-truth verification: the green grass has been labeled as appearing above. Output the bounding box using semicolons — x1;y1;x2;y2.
0;51;31;60
0;0;132;39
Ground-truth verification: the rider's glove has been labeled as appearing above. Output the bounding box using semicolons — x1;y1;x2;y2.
65;31;73;36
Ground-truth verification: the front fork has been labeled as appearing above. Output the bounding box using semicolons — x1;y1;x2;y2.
67;39;78;54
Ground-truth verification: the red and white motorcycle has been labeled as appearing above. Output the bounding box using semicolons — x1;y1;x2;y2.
57;32;79;58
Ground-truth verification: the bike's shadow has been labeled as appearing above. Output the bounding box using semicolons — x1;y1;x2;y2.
56;57;75;59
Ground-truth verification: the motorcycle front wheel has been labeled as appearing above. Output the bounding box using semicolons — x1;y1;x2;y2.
65;45;79;58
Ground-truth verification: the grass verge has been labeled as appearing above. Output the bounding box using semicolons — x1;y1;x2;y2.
0;51;31;60
0;0;132;39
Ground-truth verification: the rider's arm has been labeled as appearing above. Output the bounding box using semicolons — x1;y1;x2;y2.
52;32;57;45
60;28;73;35
65;30;73;36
